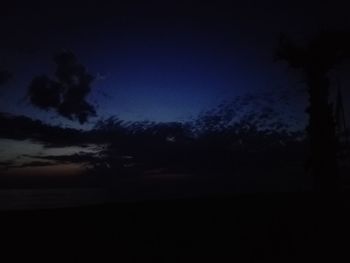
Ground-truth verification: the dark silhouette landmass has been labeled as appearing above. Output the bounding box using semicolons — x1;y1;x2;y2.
1;93;309;194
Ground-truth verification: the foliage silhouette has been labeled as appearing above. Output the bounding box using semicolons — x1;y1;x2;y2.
28;51;96;124
86;93;306;191
0;88;307;191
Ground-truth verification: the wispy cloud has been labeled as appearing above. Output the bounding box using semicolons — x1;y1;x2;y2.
0;161;14;171
25;152;100;164
17;161;54;168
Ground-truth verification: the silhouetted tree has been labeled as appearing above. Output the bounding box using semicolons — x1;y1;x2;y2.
276;31;350;192
28;50;96;124
88;92;305;182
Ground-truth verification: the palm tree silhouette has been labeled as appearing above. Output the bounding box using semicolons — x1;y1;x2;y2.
276;31;350;192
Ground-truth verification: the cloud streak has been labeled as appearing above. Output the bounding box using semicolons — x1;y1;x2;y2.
0;112;92;148
17;161;54;168
25;152;100;165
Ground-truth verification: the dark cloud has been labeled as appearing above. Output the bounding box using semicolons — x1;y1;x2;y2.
0;161;14;171
26;152;100;164
17;161;54;168
0;161;13;166
28;51;96;124
0;153;99;172
1;160;61;171
0;161;12;166
0;112;92;147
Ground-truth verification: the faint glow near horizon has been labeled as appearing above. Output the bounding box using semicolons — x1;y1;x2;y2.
3;163;84;176
0;138;99;175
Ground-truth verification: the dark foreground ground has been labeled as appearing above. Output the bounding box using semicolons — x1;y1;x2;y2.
1;193;350;262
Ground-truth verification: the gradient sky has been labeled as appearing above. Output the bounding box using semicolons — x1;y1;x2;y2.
1;0;350;178
1;0;349;128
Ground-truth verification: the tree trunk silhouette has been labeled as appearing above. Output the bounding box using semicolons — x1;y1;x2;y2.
276;31;350;192
305;70;338;191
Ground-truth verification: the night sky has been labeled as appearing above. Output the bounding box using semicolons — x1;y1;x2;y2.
1;0;348;126
0;0;350;180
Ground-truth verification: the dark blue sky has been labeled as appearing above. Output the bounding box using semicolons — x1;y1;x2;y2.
0;0;349;127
